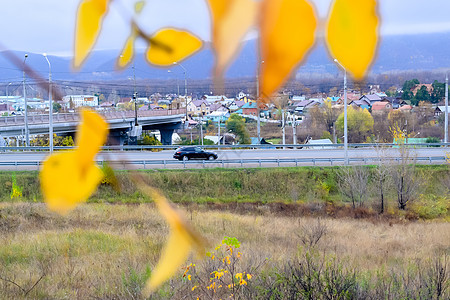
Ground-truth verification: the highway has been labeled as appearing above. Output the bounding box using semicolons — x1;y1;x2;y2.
0;147;448;170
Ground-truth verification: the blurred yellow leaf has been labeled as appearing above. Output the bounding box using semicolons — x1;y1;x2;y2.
74;0;110;69
145;28;202;66
75;110;108;169
259;0;317;101
134;1;146;13
137;185;205;296
326;0;379;80
40;110;108;215
117;26;138;69
208;0;258;77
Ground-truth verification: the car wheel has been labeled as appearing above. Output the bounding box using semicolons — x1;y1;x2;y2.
208;155;215;160
182;155;189;161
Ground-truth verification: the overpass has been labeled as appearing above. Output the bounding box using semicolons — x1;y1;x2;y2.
0;109;185;145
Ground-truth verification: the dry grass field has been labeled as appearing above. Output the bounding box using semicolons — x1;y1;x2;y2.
0;202;448;299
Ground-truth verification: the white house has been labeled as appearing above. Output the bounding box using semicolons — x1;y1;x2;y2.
62;95;99;108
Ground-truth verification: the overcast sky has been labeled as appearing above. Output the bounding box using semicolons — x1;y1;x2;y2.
1;0;449;56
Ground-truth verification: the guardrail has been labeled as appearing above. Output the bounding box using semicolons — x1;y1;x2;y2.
0;156;447;170
0;143;450;152
0;109;185;126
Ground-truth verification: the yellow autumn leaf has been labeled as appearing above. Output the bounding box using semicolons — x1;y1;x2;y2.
145;28;202;66
208;0;259;77
134;0;145;13
75;110;109;168
326;0;379;80
135;184;205;296
259;0;317;101
40;152;104;215
73;0;110;69
117;26;138;69
40;110;108;215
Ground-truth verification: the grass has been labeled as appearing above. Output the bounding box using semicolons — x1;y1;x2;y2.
0;166;448;297
1;165;448;205
0;203;448;299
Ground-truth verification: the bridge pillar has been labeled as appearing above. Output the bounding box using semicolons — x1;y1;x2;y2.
160;128;174;145
107;129;128;146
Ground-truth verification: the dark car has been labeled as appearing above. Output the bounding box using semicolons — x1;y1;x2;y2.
173;146;218;161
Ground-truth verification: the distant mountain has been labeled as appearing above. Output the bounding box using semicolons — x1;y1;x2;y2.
1;32;450;83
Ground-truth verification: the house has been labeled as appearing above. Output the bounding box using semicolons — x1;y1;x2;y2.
382;97;407;109
336;92;361;104
241;102;258;116
187;101;197;115
435;106;449;117
359;94;382;106
237;92;249;100
350;99;371;110
228;100;245;112
192;100;210;115
62;95;99;107
292;96;306;101
204;111;230;123
292;99;319;114
371;100;393;112
209;103;229;113
398;105;412;111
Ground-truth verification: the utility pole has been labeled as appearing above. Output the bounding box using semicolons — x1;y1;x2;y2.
445;74;448;144
6;83;11;115
218;116;221;145
334;59;348;165
133;62;138;126
43;53;53;153
200;116;203;145
292;116;297;145
282;108;285;148
173;62;188;125
23;54;29;147
256;61;264;144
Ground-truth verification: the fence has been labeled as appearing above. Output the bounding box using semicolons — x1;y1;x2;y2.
0;156;447;171
0;142;450;152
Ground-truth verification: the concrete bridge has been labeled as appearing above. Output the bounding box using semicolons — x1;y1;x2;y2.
0;109;185;145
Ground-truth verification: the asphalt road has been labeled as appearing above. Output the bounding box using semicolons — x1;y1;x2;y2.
0;147;448;163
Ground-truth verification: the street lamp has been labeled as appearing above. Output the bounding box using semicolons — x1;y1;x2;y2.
167;70;180;96
256;60;264;143
334;59;348;165
445;74;448;144
131;61;138;126
6;82;12;114
43;53;53;153
173;62;188;123
23;54;29;147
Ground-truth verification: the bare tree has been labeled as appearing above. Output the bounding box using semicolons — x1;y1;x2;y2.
373;146;393;214
390;137;419;210
337;166;370;209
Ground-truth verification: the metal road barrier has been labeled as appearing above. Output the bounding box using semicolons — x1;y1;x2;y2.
0;156;447;170
1;143;450;152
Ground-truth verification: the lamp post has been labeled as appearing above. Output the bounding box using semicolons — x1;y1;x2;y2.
334;59;348;165
132;61;138;126
6;82;11;114
445;74;448;144
256;61;264;143
6;82;12;98
167;70;180;96
23;54;29;147
173;62;188;124
43;53;53;153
